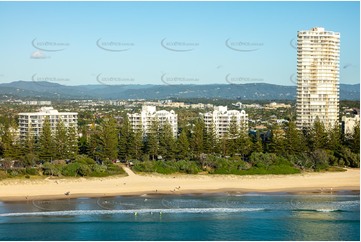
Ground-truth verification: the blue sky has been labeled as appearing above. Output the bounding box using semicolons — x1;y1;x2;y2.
0;1;359;86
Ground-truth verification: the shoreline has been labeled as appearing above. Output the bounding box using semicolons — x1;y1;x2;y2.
0;187;359;202
0;168;359;202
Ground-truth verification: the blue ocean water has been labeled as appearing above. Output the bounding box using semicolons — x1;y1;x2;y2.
0;193;359;241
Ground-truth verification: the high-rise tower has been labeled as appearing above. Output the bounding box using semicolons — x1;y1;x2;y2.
296;27;340;130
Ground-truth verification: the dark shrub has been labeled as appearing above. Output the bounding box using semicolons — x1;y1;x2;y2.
25;167;38;175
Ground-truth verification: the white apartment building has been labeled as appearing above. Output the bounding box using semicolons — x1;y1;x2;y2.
265;102;292;109
342;115;360;136
127;106;178;137
25;101;52;106
202;106;248;138
18;107;78;139
296;27;340;130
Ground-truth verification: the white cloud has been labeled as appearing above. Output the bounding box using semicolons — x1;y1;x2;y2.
30;50;49;59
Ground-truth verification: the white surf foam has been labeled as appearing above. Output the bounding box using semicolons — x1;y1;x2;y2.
0;207;265;217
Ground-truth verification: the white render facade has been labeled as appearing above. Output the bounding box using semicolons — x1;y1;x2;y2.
127;105;178;137
203;106;248;138
296;27;340;130
18;107;78;139
342;115;360;136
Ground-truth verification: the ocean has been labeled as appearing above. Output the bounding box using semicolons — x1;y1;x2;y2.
0;193;359;241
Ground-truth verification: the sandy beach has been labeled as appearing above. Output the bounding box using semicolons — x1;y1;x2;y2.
0;167;359;201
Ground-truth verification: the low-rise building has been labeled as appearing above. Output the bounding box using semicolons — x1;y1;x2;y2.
265;102;291;109
25;100;52;106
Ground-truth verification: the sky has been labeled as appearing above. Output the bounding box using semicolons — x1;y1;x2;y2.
0;1;359;86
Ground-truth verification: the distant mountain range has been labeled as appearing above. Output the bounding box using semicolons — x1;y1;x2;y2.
0;81;359;101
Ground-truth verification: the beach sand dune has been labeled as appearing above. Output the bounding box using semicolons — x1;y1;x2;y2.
0;168;359;201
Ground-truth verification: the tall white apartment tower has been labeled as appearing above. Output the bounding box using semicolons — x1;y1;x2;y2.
296;27;340;130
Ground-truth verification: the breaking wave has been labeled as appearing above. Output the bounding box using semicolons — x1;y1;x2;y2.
0;207;265;217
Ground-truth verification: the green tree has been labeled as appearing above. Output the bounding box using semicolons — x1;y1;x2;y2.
54;119;67;159
338;146;360;168
20;124;37;166
88;124;101;161
236;131;253;159
191;119;204;159
118;117;131;161
78;126;89;155
268;128;286;155
146;118;159;160
220;133;229;157
20;124;32;155
228;116;240;156
99;117;118;160
284;121;305;155
38;117;55;162
66;124;79;159
42;162;62;176
0;140;4;158
252;131;263;153
327;122;342;152
203;123;212;154
351;122;360;154
2;121;21;159
309;119;328;151
128;129;143;160
205;120;220;154
177;128;190;160
158;121;176;160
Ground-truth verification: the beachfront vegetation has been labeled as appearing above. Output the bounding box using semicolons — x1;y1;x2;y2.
132;154;300;175
128;117;359;174
0;103;359;178
0;155;125;179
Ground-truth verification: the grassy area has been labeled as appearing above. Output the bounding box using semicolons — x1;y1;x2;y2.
324;166;348;172
133;160;201;174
